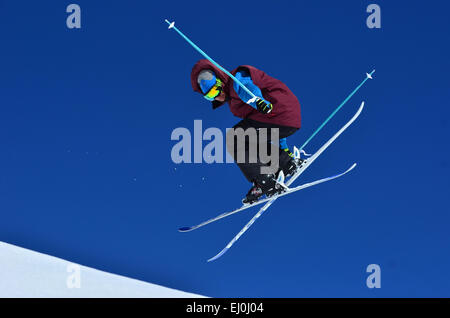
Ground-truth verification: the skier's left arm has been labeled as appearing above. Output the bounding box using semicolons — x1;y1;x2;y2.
233;70;273;114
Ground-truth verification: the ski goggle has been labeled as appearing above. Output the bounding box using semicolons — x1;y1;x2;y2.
203;79;223;101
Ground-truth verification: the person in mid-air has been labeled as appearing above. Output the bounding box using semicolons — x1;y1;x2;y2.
191;59;302;204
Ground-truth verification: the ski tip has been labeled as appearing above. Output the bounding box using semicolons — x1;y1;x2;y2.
207;250;226;262
178;227;192;232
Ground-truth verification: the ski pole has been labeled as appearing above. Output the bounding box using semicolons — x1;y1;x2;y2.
299;70;375;151
164;19;257;104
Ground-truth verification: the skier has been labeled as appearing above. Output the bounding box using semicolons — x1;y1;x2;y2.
191;59;302;204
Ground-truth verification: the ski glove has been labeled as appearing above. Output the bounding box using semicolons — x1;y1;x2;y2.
256;98;273;114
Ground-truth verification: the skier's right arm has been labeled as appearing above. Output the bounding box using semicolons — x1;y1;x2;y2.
233;70;273;114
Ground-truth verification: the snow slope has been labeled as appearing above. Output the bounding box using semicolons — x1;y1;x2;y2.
0;242;204;298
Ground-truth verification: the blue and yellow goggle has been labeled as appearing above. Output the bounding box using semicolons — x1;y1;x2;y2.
203;79;223;101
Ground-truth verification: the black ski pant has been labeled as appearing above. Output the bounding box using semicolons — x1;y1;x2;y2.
226;118;299;183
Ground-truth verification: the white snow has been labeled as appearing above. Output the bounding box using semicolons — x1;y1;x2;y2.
0;242;205;298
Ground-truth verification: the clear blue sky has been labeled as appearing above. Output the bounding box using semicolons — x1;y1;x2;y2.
0;1;449;297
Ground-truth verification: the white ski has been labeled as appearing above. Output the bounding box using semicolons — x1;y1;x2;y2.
178;163;356;233
207;101;365;262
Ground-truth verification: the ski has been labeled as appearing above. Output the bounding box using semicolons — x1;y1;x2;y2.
178;163;356;233
207;101;365;262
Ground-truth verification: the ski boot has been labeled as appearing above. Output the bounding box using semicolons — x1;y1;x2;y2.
280;156;304;178
242;173;285;205
277;148;304;178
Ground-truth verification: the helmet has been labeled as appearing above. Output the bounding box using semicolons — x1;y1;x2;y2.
197;70;217;94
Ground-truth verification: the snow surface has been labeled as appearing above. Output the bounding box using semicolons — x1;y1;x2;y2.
0;242;204;298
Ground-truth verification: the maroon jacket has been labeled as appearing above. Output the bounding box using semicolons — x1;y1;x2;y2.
190;59;301;128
